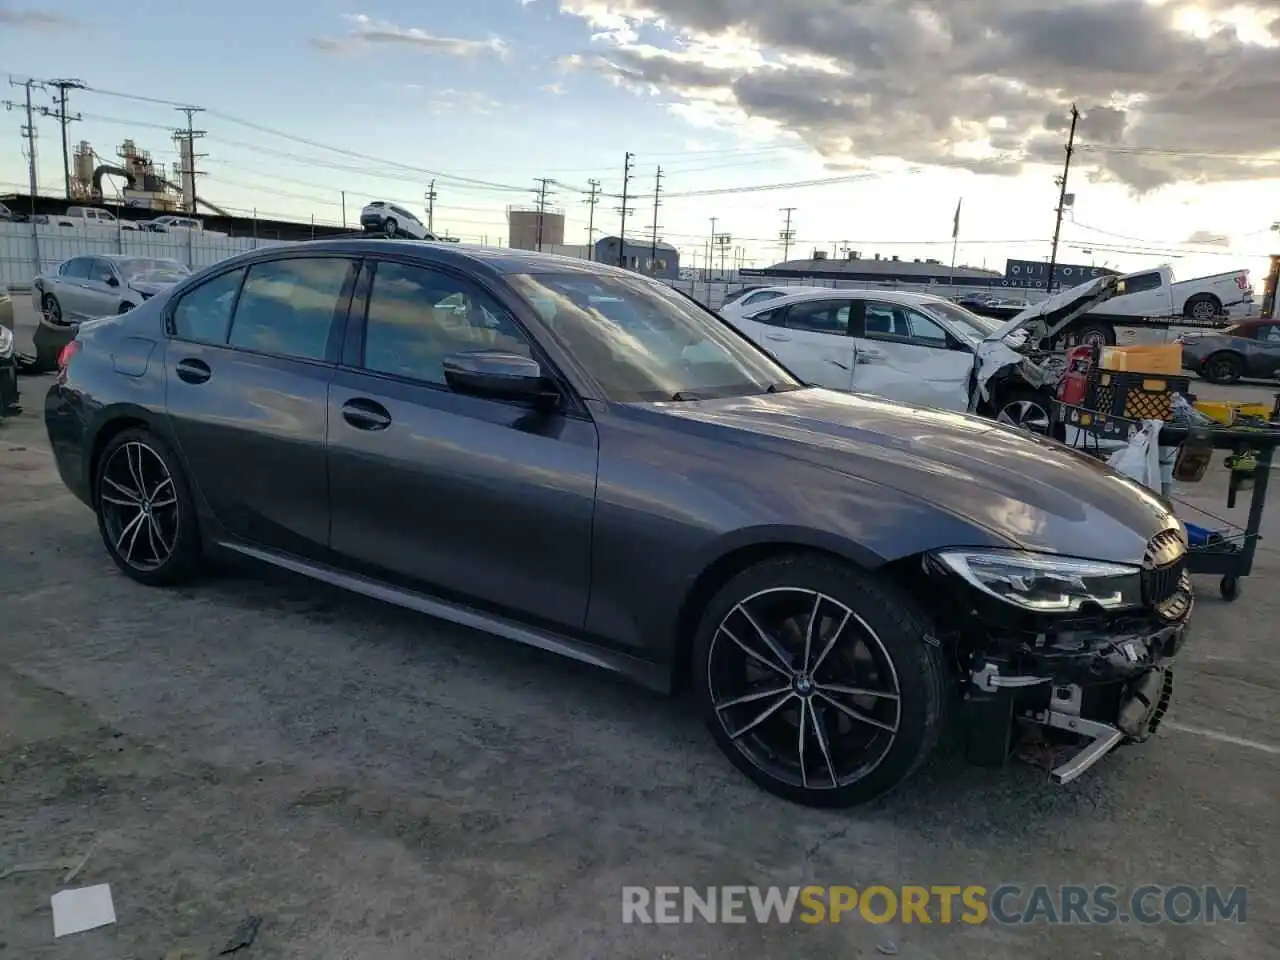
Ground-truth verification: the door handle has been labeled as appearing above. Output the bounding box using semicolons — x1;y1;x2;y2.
341;397;392;431
175;358;211;384
764;333;792;342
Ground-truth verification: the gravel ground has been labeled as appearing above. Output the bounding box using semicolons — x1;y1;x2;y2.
1;302;1278;959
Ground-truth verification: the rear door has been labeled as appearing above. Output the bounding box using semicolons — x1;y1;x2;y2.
850;300;974;410
83;258;122;315
325;257;597;630
164;254;358;558
738;298;855;389
53;257;94;319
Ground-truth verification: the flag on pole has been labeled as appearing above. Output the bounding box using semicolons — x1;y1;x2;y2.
952;197;963;239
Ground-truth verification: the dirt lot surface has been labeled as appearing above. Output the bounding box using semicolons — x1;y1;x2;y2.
2;301;1278;959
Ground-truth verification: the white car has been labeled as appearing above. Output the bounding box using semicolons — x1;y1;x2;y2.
359;201;437;240
719;285;831;319
723;278;1139;432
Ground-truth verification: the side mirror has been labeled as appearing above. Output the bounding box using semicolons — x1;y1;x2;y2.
106;275;120;287
442;351;559;406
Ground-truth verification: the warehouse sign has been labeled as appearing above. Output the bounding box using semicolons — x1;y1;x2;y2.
1004;259;1120;289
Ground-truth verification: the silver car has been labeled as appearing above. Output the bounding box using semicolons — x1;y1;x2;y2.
33;255;191;324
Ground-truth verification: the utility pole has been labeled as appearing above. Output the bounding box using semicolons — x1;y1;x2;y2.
779;207;796;262
1046;104;1080;295
648;165;663;273
341;190;347;228
718;234;732;274
708;217;717;278
41;79;83;199
584;178;601;259
616;152;635;267
172;106;207;214
533;177;554;252
4;78;44;199
425;179;437;232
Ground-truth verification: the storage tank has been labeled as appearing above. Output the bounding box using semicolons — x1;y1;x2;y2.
507;205;565;250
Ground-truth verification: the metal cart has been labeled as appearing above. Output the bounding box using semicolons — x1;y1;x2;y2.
1055;399;1280;601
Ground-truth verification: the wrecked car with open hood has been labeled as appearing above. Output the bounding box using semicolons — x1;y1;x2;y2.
724;273;1136;435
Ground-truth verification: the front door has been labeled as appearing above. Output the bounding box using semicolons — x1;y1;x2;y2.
164;255;357;557
736;298;855;390
83;258;122;316
326;258;598;631
851;300;974;410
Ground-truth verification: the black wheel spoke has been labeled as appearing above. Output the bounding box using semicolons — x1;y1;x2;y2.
100;440;178;572
816;682;899;701
726;692;793;740
715;684;792;712
103;475;142;503
801;593;821;673
720;625;790;679
815;690;898;734
809;608;851;675
735;603;794;672
797;695;809;787
806;700;839;787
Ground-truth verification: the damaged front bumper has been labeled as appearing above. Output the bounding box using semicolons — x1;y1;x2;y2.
945;575;1192;785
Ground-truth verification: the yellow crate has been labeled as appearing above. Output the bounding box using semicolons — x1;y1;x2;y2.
1193;401;1272;425
1100;344;1183;375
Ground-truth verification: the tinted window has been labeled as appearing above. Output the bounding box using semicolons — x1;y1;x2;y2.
61;258;91;280
1258;324;1280;344
863;301;949;346
785;300;850;335
1123;272;1163;295
389;205;420;224
748;308;784;327
742;290;785;306
88;259;115;284
362;262;532;385
171;268;246;344
228;257;354;361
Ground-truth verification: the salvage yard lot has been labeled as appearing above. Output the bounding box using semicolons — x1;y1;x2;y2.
2;302;1279;959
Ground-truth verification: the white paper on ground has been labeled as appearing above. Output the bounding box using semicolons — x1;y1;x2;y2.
51;883;116;938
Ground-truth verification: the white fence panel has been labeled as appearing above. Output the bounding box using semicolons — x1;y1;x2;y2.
0;222;291;289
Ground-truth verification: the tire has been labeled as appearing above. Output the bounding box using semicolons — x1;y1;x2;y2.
1184;294;1221;322
1219;575;1240;602
93;427;202;586
384;217;399;238
691;553;950;808
43;293;63;325
117;302;134;314
1058;321;1114;350
1201;351;1244;385
994;389;1054;436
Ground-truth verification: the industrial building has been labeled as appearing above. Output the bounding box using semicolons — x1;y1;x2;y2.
507;205;566;250
594;236;680;280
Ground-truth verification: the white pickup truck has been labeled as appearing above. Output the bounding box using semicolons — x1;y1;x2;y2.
142;215;227;237
1094;264;1252;323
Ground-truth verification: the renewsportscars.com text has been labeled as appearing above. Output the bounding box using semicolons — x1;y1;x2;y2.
621;885;1247;925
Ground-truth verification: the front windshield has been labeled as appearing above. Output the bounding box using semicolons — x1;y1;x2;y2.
509;272;803;402
926;300;1003;339
118;258;190;282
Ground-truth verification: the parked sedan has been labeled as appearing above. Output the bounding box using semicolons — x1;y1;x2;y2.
45;239;1192;807
33;255;192;324
1177;319;1280;384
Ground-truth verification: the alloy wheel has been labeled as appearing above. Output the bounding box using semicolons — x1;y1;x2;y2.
98;440;180;571
1191;300;1217;321
997;399;1051;434
44;295;61;324
706;587;902;791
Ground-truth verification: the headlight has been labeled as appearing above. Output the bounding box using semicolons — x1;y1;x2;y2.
0;325;13;359
932;549;1143;614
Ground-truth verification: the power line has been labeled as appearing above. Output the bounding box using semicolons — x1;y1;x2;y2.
616;152;635;268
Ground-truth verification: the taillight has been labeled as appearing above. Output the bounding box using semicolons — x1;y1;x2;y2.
57;341;80;369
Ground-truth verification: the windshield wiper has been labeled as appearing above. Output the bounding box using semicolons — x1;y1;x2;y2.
670;391;702;401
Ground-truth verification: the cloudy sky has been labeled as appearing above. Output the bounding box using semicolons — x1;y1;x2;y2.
1;0;1278;280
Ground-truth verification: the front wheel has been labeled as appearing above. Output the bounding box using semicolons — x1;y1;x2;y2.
995;389;1054;436
94;428;202;586
43;293;63;324
692;554;950;807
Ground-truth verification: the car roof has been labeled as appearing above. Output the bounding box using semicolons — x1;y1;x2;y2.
246;237;641;280
757;287;954;308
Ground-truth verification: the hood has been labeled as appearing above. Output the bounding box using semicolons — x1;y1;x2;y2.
654;387;1178;564
988;273;1132;343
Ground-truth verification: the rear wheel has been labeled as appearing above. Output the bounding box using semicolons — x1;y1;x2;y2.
1201;351;1243;384
692;554;950;807
1184;294;1221;322
94;428;202;586
995;389;1053;436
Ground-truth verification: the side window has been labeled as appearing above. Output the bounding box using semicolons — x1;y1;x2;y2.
171;268;246;344
88;259;115;284
61;258;91;279
863;302;948;346
902;308;949;345
1123;272;1164;295
748;308;784;327
785;300;850;335
362;261;533;385
228;257;354;361
742;290;783;306
1259;324;1280;344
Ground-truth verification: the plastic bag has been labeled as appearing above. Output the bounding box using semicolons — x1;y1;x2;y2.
1107;419;1164;491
